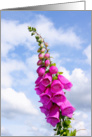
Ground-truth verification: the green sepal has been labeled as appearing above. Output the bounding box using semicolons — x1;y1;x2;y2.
50;63;56;67
28;26;32;32
58;72;63;75
52;76;57;80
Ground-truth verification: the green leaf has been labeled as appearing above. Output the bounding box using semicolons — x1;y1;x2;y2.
70;129;76;136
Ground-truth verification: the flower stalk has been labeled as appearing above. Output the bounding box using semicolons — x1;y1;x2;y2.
28;26;77;136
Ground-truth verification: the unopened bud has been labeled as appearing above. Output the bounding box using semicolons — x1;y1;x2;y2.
40;43;44;48
41;48;45;53
45;42;48;47
38;53;45;59
45;59;50;67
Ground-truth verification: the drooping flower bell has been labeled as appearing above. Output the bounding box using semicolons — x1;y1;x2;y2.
42;72;52;87
46;104;60;127
51;80;63;93
60;99;76;118
58;74;73;91
51;90;66;106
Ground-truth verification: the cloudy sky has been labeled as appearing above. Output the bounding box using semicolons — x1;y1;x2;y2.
1;11;91;136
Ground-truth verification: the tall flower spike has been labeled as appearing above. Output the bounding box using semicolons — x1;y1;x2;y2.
28;26;76;136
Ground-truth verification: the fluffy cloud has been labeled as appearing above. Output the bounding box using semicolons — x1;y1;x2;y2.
58;67;91;110
83;45;91;65
1;15;83;58
1;88;39;118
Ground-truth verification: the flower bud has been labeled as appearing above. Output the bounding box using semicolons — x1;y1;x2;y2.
45;59;50;67
45;42;48;47
38;67;46;76
44;53;50;59
41;48;45;53
38;53;45;59
40;43;44;48
37;60;42;66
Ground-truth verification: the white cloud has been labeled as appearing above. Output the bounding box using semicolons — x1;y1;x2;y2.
1;88;39;118
83;45;91;65
58;67;91;110
1;16;83;58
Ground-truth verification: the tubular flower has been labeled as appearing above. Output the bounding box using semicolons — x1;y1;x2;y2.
51;80;63;93
51;90;66;106
58;74;73;91
60;99;76;118
42;72;52;87
46;104;60;127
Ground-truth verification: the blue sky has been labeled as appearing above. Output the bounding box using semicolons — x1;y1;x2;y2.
1;11;91;136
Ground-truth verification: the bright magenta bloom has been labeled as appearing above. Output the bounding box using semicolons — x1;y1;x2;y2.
42;73;52;87
38;53;44;59
40;106;49;116
37;60;42;66
51;80;63;93
39;83;46;92
40;88;52;105
35;76;43;86
60;99;76;118
35;87;44;95
45;59;50;67
37;67;45;76
51;90;66;106
44;53;50;59
58;74;73;91
43;100;53;109
46;104;60;127
49;66;58;74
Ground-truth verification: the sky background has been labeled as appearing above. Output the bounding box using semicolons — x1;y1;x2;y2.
1;11;91;136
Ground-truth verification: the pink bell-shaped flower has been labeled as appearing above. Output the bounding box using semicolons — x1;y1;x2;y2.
46;104;60;127
35;87;44;95
60;99;76;118
40;88;52;105
39;82;46;92
49;66;58;74
51;90;66;106
35;76;43;86
40;106;49;116
58;74;73;91
42;72;52;87
51;80;63;93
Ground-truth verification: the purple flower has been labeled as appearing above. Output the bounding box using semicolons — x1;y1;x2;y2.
40;106;49;116
58;74;73;91
39;82;46;92
60;99;76;118
45;60;50;67
40;88;52;105
51;90;66;106
49;66;58;74
35;76;43;86
37;67;46;76
51;80;63;93
42;73;52;87
46;104;60;127
35;87;44;95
